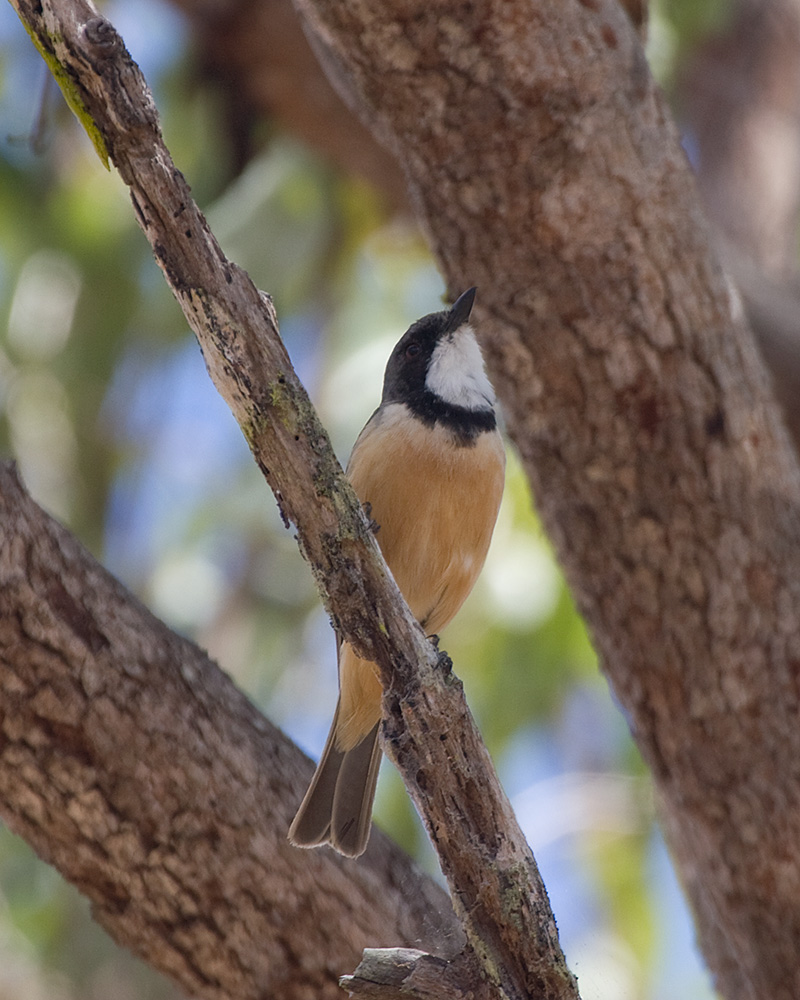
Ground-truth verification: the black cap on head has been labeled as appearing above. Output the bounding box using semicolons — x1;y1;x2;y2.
379;286;492;431
381;288;478;406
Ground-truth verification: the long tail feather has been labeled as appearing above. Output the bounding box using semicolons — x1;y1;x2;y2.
288;707;381;858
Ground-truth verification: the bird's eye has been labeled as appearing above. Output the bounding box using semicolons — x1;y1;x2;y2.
405;342;421;359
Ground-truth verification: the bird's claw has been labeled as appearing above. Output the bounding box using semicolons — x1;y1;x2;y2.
436;649;453;675
362;501;380;534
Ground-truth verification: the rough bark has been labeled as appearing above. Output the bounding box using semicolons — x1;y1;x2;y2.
0;463;458;1000
6;3;579;999
290;2;800;1000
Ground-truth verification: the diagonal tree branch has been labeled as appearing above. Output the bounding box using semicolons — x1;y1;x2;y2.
6;2;579;998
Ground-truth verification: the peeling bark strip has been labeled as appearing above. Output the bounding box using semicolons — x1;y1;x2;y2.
0;463;459;1000
292;2;800;999
8;2;579;999
341;948;492;1000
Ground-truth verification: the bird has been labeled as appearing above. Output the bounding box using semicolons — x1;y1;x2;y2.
288;287;505;857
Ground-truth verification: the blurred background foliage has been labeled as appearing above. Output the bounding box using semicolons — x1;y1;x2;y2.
0;0;765;997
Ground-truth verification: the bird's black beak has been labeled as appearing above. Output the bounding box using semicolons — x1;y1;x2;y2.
444;287;477;333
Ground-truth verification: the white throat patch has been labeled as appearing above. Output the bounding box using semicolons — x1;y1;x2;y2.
425;324;495;411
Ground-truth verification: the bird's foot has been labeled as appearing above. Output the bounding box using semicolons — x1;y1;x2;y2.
436;648;453;675
428;635;451;672
362;501;380;535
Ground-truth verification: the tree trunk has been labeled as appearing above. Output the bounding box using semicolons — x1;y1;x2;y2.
292;2;800;998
